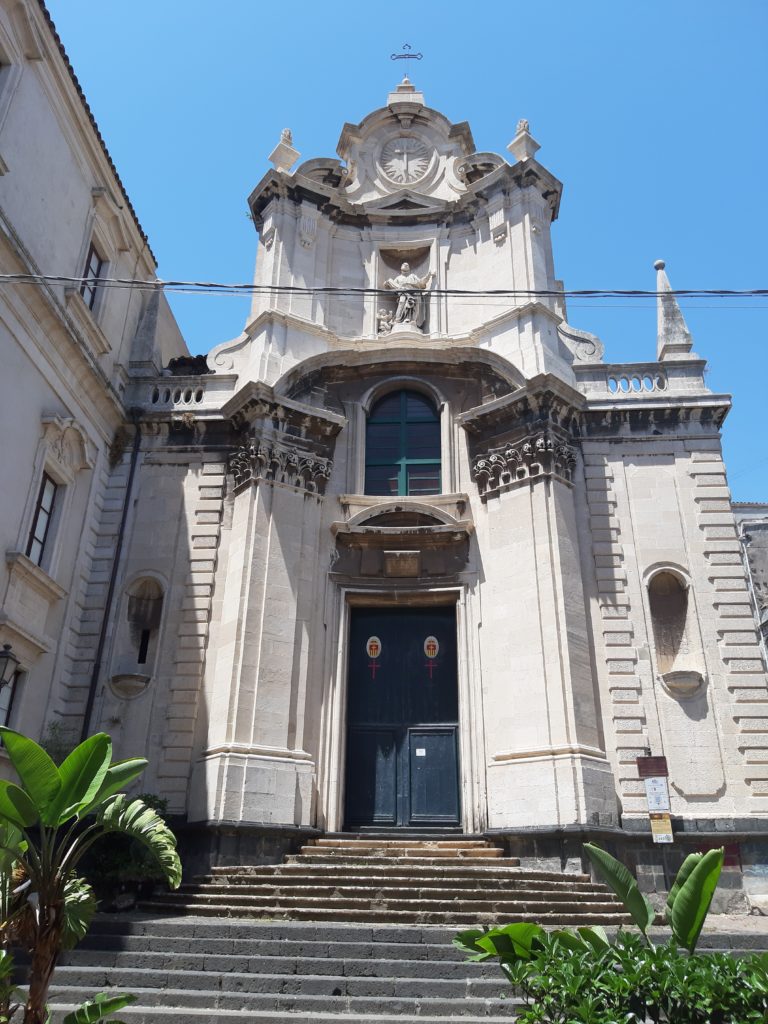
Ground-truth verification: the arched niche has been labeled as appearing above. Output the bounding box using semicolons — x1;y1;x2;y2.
109;575;166;698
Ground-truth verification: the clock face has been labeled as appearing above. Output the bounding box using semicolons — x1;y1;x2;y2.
380;136;432;184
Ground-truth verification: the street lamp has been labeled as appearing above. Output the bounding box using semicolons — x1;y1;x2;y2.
0;644;20;688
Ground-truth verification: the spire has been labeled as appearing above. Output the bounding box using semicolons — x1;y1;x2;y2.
655;259;695;361
507;118;540;162
388;74;425;107
268;128;300;173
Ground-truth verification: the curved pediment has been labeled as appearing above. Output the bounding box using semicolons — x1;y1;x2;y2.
275;347;527;405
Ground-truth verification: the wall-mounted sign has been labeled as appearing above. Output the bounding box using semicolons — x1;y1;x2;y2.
650;812;674;844
636;756;669;779
644;776;671;812
637;756;673;842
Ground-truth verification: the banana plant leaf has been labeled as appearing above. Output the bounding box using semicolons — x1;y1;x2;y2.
0;727;60;815
61;991;136;1023
46;734;112;825
583;842;655;934
668;846;724;952
94;795;181;888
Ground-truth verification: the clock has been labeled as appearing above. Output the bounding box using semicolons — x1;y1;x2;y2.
380;136;432;184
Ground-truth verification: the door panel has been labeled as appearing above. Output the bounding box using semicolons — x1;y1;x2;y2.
345;729;397;825
345;606;460;828
409;729;460;823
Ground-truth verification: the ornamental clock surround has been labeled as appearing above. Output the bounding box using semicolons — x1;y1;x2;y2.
379;135;432;184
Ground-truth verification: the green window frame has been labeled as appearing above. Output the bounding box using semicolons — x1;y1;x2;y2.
364;389;441;496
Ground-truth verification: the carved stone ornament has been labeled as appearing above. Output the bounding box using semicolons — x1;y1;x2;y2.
299;209;318;249
557;322;605;363
230;437;333;496
41;416;93;482
472;431;577;499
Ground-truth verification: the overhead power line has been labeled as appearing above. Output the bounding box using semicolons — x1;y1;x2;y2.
1;272;767;300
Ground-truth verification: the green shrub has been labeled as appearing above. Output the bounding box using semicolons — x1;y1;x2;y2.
455;925;768;1023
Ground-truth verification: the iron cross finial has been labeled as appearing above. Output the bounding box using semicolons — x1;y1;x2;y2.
390;42;423;67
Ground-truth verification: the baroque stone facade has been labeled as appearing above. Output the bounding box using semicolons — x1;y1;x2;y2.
2;4;768;906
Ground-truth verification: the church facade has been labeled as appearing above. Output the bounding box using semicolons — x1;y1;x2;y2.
2;1;768;906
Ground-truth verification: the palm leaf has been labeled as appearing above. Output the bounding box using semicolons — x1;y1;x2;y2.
46;734;112;825
666;852;702;913
476;922;545;961
0;727;61;817
0;780;39;829
77;758;147;819
60;875;97;950
453;929;494;961
94;795;181;888
0;821;27;870
61;992;136;1023
577;925;611;951
583;842;655;933
668;846;724;952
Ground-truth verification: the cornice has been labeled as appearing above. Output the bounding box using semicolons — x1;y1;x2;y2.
32;1;156;264
249;157;563;231
221;380;346;437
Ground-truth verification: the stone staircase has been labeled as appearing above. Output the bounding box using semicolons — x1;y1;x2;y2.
142;835;630;926
46;917;521;1023
40;835;633;1021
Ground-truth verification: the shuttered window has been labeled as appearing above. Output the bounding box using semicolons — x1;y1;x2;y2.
365;390;441;496
26;472;58;566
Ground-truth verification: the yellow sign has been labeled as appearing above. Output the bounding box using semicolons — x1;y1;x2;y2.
650;812;673;844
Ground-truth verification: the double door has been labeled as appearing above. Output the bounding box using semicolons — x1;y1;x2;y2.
344;606;460;829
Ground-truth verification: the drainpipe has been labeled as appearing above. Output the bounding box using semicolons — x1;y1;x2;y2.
80;408;142;742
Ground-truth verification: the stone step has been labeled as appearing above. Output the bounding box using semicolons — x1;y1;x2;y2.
207;863;596;885
163;890;623;912
182;883;615;905
48;964;509;999
297;846;505;859
56;948;500;979
309;838;499;850
286;854;515;868
141;899;630;925
47;1005;517;1024
46;985;517;1018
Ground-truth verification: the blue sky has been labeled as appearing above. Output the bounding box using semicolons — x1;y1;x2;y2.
47;0;767;500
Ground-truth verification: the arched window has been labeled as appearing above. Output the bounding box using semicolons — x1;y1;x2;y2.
365;390;441;497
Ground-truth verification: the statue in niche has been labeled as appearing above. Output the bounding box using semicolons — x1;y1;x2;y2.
376;309;394;335
383;262;435;330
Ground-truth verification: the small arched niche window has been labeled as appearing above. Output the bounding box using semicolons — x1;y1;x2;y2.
127;578;164;668
648;571;689;675
364;389;441;496
110;577;165;698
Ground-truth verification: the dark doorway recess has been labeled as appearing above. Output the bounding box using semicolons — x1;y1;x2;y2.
344;605;460;829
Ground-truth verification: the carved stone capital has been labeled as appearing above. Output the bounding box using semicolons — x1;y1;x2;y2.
472;430;577;499
230;436;333;496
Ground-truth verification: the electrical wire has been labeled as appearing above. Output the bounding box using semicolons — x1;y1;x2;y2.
1;271;766;300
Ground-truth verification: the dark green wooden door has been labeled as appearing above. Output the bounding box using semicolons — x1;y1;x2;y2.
345;606;460;828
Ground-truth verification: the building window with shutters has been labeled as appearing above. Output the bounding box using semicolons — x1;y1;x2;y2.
364;389;441;496
25;472;59;567
80;241;105;311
